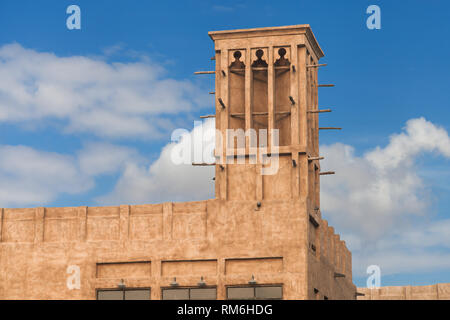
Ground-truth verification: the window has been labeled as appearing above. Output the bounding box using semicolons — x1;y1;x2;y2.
227;286;283;300
162;287;217;300
97;288;150;300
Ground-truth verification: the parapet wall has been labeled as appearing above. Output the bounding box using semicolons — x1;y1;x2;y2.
357;284;450;300
0;202;207;244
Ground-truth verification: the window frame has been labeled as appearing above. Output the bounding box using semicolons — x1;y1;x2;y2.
160;286;218;300
96;287;151;300
226;284;283;300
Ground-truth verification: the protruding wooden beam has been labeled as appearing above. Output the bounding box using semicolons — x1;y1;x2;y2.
308;156;324;161
209;91;215;95
307;63;328;68
318;84;335;87
192;163;216;166
200;115;215;119
309;214;319;228
289;96;296;105
319;171;335;176
308;109;332;113
210;56;216;60
319;127;342;130
194;71;215;75
218;98;226;109
292;159;297;167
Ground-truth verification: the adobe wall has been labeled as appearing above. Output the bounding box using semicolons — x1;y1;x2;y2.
0;198;353;300
0;199;310;299
357;284;450;300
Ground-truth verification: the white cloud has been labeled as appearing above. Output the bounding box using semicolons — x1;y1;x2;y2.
0;43;209;138
0;145;92;207
0;142;142;208
97;119;215;204
320;117;450;276
77;142;140;176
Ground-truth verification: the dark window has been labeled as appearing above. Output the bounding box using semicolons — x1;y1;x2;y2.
227;286;283;300
162;287;217;300
97;288;150;300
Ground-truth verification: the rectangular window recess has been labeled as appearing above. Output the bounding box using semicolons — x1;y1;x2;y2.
226;285;283;300
97;288;150;300
162;287;217;300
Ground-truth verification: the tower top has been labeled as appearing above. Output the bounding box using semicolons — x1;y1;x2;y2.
208;24;324;60
208;24;326;201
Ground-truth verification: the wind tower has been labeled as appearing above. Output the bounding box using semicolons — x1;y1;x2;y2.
192;25;352;299
198;25;339;212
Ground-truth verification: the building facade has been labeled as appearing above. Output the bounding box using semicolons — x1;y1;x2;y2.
0;25;356;300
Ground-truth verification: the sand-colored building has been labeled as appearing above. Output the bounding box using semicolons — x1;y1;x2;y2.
357;284;450;300
0;25;356;300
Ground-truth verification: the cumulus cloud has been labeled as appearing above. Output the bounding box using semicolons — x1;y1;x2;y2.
0;145;92;207
320;117;450;276
0;43;209;138
97;119;215;204
78;142;141;176
0;142;141;208
355;218;450;276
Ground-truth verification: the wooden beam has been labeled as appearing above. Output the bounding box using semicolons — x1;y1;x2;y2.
218;98;226;109
209;91;215;95
318;84;335;87
200;115;215;119
308;156;324;161
194;71;215;75
319;171;335;176
319;127;341;130
308;109;332;113
192;163;215;166
309;214;320;228
289;96;296;105
307;63;327;68
275;112;291;123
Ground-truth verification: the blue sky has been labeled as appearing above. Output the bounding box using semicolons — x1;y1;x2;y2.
0;0;449;288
